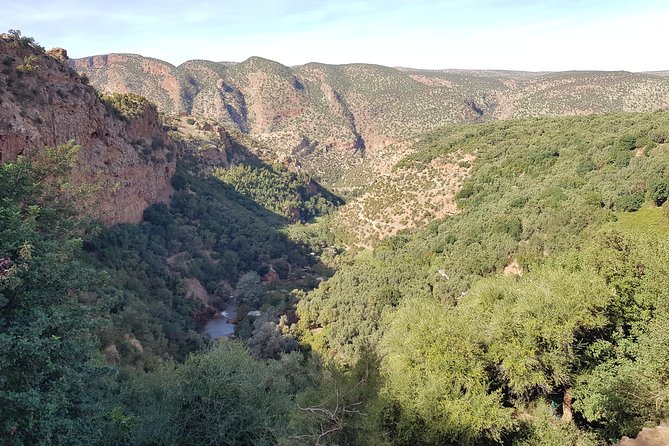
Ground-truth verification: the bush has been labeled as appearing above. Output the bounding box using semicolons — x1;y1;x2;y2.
236;271;264;306
614;192;644;212
99;92;151;121
16;55;39;72
649;180;669;206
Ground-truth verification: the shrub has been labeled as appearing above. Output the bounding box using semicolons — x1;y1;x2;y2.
99;92;151;121
16;55;39;72
614;193;644;212
649;180;669;206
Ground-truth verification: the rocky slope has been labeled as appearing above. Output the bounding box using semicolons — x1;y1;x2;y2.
0;35;175;223
330;150;474;245
73;54;669;159
69;52;669;242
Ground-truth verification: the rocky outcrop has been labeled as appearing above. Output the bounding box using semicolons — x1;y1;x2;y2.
71;53;187;119
0;36;175;224
618;422;669;446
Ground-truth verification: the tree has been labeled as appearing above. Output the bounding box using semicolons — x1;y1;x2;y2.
0;146;108;445
460;267;611;401
380;298;513;445
246;320;298;359
236;271;264;306
649;180;669;206
108;341;293;445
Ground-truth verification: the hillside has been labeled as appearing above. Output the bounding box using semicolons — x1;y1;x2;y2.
0;35;175;223
72;53;669;191
0;34;339;443
298;112;669;445
328;148;474;245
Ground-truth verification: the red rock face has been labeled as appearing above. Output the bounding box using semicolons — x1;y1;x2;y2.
0;37;175;224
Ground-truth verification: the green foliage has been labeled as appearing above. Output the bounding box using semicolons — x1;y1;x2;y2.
246;320;299;359
236;271;264;306
214;163;342;222
0;145;327;444
649;179;669;206
5;29;44;51
105;341;295;445
86;163;313;367
381;298;513;445
99;93;151;121
6;102;669;446
290;352;386;446
299;112;669;444
614;191;644;212
0;147;108;445
16;55;39;72
459;267;611;398
305;112;669;357
512;401;601;446
571;218;669;440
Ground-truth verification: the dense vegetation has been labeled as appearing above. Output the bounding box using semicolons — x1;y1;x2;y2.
298;112;669;444
85;159;324;367
0;145;109;444
213;162;343;222
3;111;669;445
0;147;330;444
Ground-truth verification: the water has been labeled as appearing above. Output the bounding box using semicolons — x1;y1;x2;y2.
203;306;237;339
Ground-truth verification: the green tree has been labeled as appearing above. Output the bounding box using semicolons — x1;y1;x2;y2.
380;298;513;445
108;341;293;445
649;180;669;206
0;145;108;445
236;271;265;306
460;267;611;401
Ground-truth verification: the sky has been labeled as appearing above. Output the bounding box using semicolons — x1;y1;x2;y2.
3;0;669;71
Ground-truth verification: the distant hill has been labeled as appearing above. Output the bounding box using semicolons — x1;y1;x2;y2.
72;54;669;190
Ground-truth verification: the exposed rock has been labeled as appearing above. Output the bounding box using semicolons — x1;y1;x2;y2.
0;36;175;224
72;52;669;191
261;266;279;284
185;277;210;303
46;47;68;61
504;258;523;277
618;422;669;446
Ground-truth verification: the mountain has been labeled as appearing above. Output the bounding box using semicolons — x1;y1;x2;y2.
72;54;669;183
0;36;175;223
70;52;669;241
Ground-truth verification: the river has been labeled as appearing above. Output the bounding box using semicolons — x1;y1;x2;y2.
203;306;237;339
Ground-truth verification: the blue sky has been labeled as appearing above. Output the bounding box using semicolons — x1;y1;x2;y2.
3;0;669;71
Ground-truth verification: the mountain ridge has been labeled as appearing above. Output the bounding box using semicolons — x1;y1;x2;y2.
71;52;669;192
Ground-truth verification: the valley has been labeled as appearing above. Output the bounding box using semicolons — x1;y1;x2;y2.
2;29;669;446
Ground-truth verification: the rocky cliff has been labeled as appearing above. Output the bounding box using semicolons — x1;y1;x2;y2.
0;35;175;224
